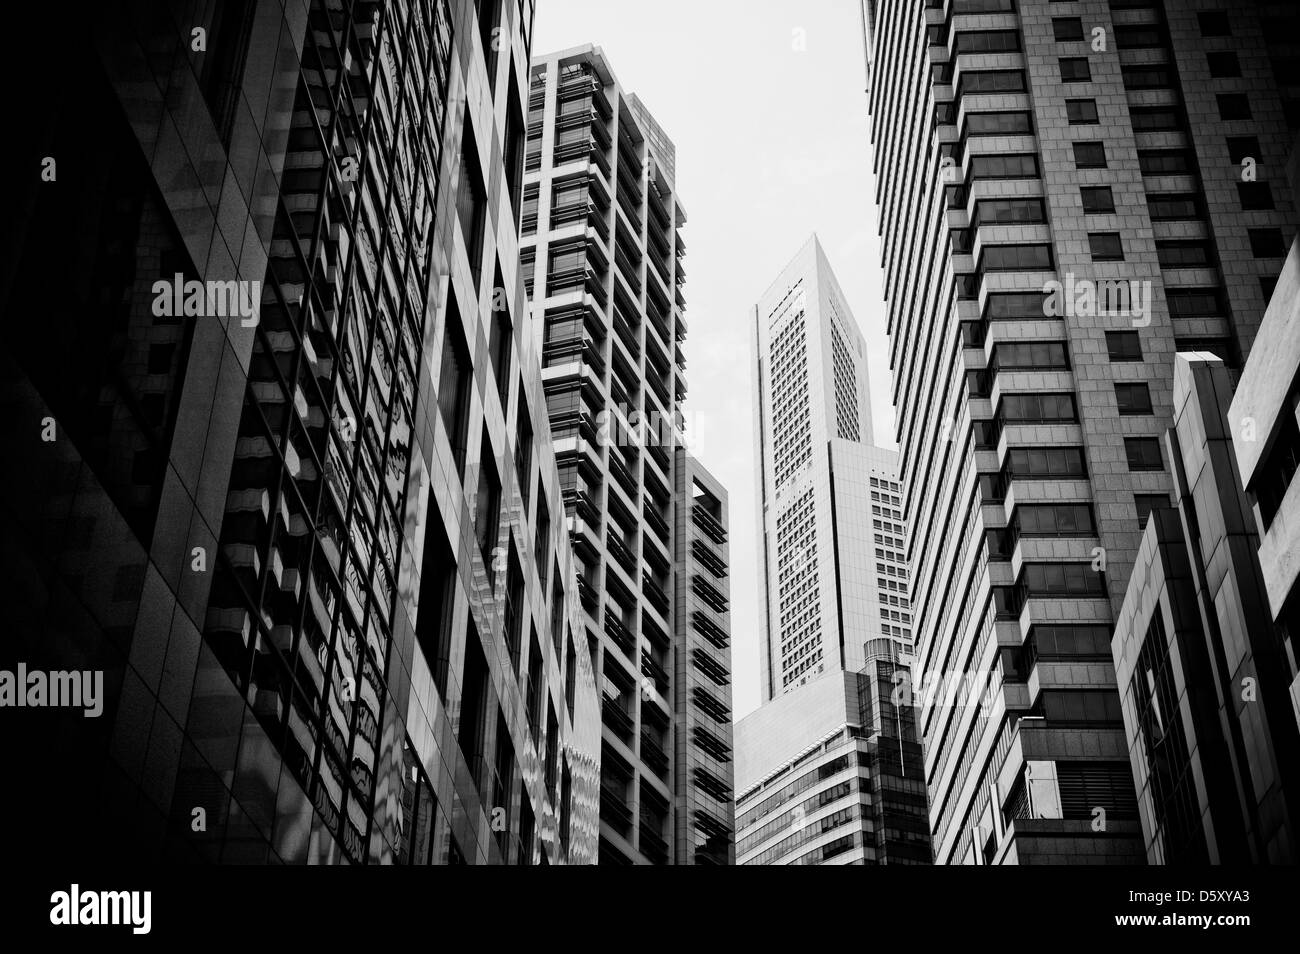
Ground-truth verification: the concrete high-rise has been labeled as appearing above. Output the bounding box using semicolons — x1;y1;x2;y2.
862;0;1300;864
751;237;911;703
1;0;600;865
1114;353;1300;864
520;45;735;864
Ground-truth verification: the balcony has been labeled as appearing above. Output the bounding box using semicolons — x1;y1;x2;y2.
576;574;599;613
606;530;637;576
642;572;670;617
599;783;633;834
603;608;636;657
644;503;670;546
640;731;669;777
567;486;601;527
611;306;640;360
639;820;669;862
641;649;669;696
602;699;634;742
608;449;638;499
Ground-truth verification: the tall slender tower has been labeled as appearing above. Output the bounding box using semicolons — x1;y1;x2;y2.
521;45;735;864
752;236;910;703
862;0;1300;864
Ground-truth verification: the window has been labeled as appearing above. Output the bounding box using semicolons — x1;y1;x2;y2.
1147;194;1201;221
994;341;1069;370
488;264;512;406
1198;11;1231;36
1176;337;1237;367
476;435;502;569
1053;17;1084;41
957;70;1027;96
1125;437;1163;471
1123;66;1172;90
1105;331;1143;362
515;399;533;511
415;521;458;697
965;111;1034;137
1001;392;1077;423
1237;183;1275;210
1129;107;1180;132
1207;51;1241;77
458;625;490;794
1135;494;1169;529
1157;241;1212;268
1138;150;1192;175
979;244;1054;271
1249;228;1286;258
985;291;1050;319
1022;563;1107;596
1166;289;1223;318
1017;504;1096;537
1217;94;1251;121
535;494;550;587
956;30;1021;53
1073;142;1107;168
1226;136;1261;164
1115;26;1163;49
1080;186;1115;213
438;293;472;476
456;117;488;290
973;198;1047;227
970;154;1040;180
1066;99;1099;124
1089;232;1124;261
1059;57;1091;83
1115;383;1154;415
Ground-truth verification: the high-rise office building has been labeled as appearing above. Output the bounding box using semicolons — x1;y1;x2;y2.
520;44;735;864
734;656;930;865
1114;352;1300;864
1;0;600;865
751;236;911;703
862;0;1300;863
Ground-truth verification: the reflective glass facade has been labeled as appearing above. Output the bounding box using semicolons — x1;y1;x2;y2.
2;0;599;865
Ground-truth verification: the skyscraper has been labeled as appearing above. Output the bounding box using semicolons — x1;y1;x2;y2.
739;237;925;864
2;0;600;865
751;236;910;703
520;44;735;864
862;0;1300;864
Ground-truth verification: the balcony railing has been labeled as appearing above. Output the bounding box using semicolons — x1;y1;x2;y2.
640;731;669;776
603;608;636;657
599;783;633;833
602;699;634;742
644;502;670;543
642;573;670;617
606;530;637;576
641;649;669;695
639;820;668;862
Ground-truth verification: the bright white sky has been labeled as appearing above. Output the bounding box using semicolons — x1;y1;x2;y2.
533;0;895;719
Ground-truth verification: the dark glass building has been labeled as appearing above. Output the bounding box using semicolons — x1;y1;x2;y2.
2;0;600;864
